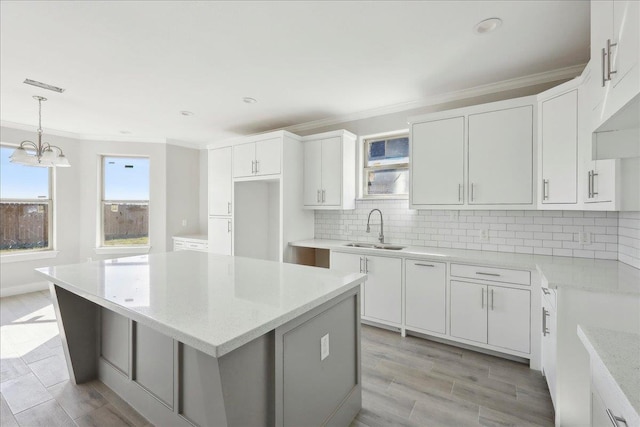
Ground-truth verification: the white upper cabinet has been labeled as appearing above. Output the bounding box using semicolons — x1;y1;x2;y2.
302;130;356;210
589;0;639;130
233;137;281;178
540;89;578;205
468;105;533;205
411;117;465;206
208;146;233;216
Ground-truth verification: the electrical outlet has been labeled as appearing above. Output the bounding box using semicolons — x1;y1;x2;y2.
578;231;592;245
479;228;490;243
181;219;187;227
321;334;330;361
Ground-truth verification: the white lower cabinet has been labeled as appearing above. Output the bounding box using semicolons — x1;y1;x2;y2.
405;260;446;334
208;217;232;255
450;280;530;354
330;252;401;325
542;289;557;409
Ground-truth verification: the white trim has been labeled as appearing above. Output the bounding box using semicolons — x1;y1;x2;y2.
285;64;586;133
94;246;151;255
0;281;50;297
0;250;59;264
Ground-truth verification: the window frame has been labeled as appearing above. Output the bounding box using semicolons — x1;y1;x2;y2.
98;154;151;251
360;131;410;200
0;143;55;258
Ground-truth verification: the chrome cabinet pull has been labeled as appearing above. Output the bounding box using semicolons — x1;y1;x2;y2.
476;272;500;277
588;170;593;198
606;39;618;82
591;171;598;196
251;160;255;174
601;47;607;87
458;183;462;202
491;289;494;310
227;220;231;233
322;189;326;203
359;257;364;273
364;257;369;274
606;409;627;426
542;288;550;295
542;307;549;336
481;288;485;309
543;179;549;201
471;183;475;202
415;263;435;267
255;160;259;173
227;202;231;214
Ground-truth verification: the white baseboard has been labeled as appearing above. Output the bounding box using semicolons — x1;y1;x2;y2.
0;281;50;298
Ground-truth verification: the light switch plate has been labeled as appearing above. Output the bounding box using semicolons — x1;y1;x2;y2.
321;334;329;361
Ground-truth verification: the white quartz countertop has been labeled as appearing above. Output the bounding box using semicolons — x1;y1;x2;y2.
578;325;640;415
290;239;640;295
36;251;366;357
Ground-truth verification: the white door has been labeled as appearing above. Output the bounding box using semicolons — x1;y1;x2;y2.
411;117;465;205
321;137;343;206
405;260;446;334
233;143;256;178
468;106;533;205
363;255;402;325
303;139;322;206
208;217;232;255
541;90;578;204
585;159;616;203
487;286;530;353
330;252;366;315
450;281;487;344
208;147;233;216
255;137;281;176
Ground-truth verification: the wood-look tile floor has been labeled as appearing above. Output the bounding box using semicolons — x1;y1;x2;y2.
1;291;554;426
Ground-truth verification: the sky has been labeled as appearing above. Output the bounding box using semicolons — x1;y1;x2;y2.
0;147;150;200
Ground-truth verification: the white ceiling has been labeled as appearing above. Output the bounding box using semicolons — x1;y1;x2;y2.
0;1;590;147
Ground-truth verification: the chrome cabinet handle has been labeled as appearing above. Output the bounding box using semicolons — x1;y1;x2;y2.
588;170;593;198
364;257;369;274
481;288;485;309
415;263;435;267
255;160;259;173
471;183;475;202
227;220;231;233
359;257;364;273
458;183;462;202
491;289;494;311
476;272;500;277
251;160;255;174
606;409;627;426
322;189;326;203
543;179;549;201
227;202;231;214
606;39;618;82
542;288;550;295
601;47;607;87
542;307;549;336
592;171;598;196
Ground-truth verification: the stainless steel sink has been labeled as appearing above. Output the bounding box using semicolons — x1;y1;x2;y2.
344;243;405;250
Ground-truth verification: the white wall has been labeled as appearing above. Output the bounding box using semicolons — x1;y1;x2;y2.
198;149;208;232
0;126;201;296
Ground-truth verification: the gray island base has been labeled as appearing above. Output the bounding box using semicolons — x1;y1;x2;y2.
38;252;365;427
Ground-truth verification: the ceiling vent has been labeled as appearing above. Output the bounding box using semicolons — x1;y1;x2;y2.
23;78;65;93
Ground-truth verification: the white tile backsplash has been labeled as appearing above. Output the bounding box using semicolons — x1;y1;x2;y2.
618;211;640;269
315;199;627;262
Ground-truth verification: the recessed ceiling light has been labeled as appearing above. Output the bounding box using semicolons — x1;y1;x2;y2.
243;97;257;104
474;18;502;35
180;110;194;116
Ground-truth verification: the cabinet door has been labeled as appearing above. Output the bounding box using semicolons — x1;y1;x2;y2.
612;0;639;90
468;106;533;205
208;217;232;255
487;286;530;353
208;147;233;216
303;139;322;206
363;255;402;325
541;90;578;204
321;137;343;206
411;117;465;205
405;260;446;334
255;137;281;176
233;143;256;178
330;252;365;315
585;159;616;203
542;297;557;408
450;281;487;344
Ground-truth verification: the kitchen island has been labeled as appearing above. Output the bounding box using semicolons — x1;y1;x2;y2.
36;251;366;427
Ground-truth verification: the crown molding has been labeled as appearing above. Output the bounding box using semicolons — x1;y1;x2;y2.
284;64;586;133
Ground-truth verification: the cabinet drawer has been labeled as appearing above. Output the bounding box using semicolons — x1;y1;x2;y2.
450;263;530;286
185;242;207;250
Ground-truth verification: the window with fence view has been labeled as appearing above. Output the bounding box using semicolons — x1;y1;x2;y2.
363;135;409;197
0;145;52;253
102;156;150;246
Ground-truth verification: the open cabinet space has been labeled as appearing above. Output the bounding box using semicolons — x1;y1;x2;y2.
233;180;281;262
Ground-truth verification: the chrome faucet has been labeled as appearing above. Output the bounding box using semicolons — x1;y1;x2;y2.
366;209;384;243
